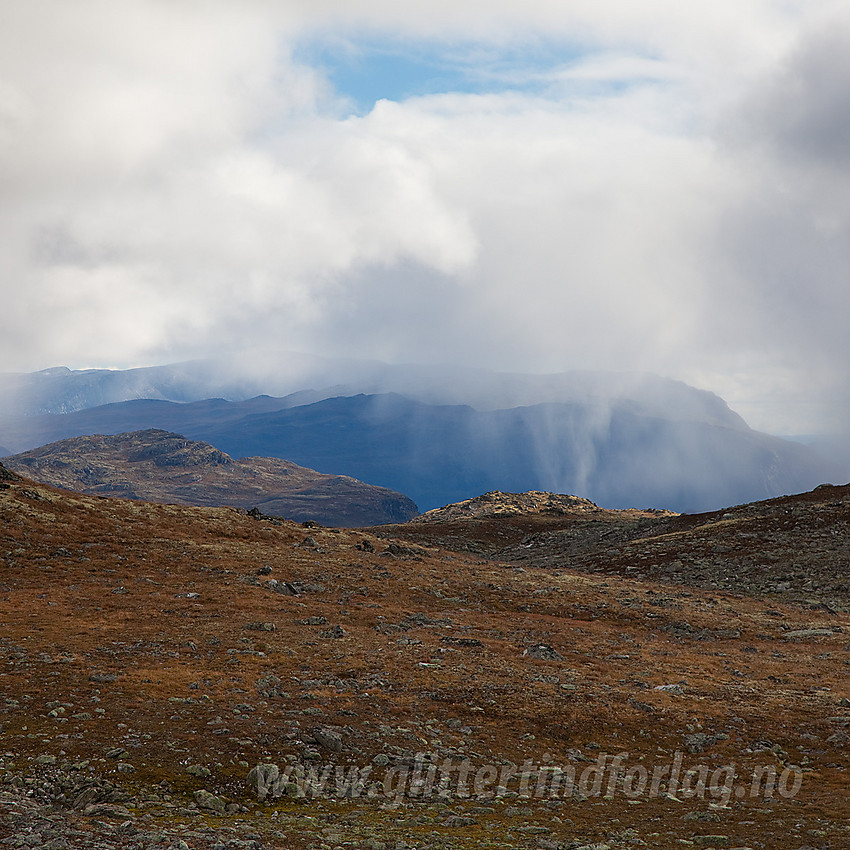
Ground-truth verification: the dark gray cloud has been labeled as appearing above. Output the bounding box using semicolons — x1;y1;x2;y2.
737;19;850;170
710;8;850;433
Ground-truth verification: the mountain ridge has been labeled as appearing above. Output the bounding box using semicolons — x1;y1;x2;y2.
0;355;747;430
0;391;830;514
3;429;418;527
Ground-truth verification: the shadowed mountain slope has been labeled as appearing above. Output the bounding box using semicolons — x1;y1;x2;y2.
0;357;750;427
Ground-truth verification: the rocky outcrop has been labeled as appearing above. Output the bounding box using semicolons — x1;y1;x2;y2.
416;490;642;522
4;430;418;526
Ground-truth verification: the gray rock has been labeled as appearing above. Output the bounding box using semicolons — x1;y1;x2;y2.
784;628;834;639
523;644;564;661
312;726;344;753
193;789;226;812
684;732;720;753
247;763;280;801
105;748;130;759
266;579;298;596
186;764;212;777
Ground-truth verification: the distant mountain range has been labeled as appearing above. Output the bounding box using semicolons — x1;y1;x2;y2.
0;353;749;425
0;356;833;513
3;429;418;527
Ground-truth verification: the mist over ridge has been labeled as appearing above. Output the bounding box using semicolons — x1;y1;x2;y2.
0;352;746;428
0;356;833;515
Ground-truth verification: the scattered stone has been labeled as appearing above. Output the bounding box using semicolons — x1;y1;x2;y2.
105;747;130;759
684;732;721;753
186;764;212;777
89;672;118;683
247;763;280;801
266;579;298;596
523;644;564;661
784;628;834;640
312;726;344;752
193;789;226;812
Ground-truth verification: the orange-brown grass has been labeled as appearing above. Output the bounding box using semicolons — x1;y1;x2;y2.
1;475;848;848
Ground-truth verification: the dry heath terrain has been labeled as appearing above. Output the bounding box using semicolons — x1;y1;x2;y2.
1;462;848;849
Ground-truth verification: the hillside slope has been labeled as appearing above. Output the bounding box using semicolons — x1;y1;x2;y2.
0;463;847;848
380;484;850;607
4;429;418;526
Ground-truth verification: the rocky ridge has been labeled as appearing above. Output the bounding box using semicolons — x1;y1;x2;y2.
415;491;611;522
381;483;850;609
3;430;418;527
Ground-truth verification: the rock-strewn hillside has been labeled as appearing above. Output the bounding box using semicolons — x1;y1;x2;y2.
382;483;850;607
0;465;848;849
0;460;20;482
4;429;418;527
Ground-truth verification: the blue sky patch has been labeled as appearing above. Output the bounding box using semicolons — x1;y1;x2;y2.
295;36;592;112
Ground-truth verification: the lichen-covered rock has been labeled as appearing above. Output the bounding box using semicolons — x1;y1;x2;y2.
193;788;225;812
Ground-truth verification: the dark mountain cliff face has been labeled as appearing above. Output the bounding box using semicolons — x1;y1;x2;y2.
4;430;418;527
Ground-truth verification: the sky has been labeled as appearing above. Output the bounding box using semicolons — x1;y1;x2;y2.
1;1;848;435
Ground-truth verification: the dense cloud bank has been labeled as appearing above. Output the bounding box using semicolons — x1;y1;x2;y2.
1;2;848;435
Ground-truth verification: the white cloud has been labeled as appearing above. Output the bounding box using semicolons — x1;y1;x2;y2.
0;1;847;435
